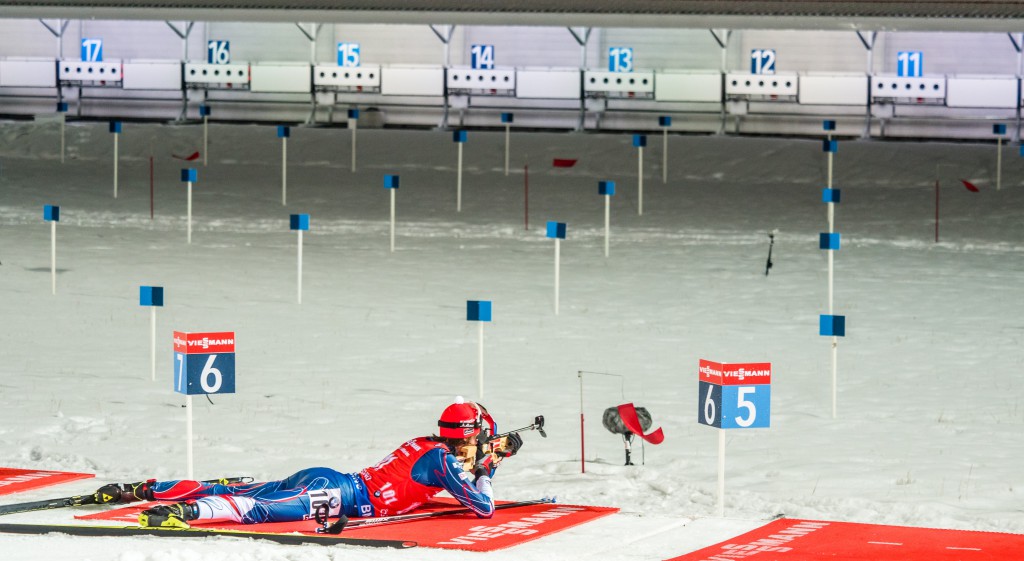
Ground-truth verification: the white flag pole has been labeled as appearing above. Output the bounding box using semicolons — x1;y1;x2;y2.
351;117;358;172
604;195;611;258
187;181;193;245
457;142;464;213
150;307;156;382
662;128;668;184
50;220;56;295
390;188;396;253
477;321;484;400
185;395;194;480
997;136;1003;191
282;136;288;206
717;429;725;517
113;133;119;198
297;229;304;304
203;114;209;167
60;116;66;164
827;131;837;419
827;134;834;190
554;238;561;315
504;123;511;177
638;145;644;216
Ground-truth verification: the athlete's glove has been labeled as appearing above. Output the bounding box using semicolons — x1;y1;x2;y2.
474;443;494;479
499;433;523;458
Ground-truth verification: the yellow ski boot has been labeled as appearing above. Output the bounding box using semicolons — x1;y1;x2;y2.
138;502;197;529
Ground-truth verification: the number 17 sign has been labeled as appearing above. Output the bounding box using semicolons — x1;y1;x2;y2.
698;359;771;429
173;331;236;395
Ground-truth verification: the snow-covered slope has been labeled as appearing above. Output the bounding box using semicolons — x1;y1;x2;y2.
1;121;1022;560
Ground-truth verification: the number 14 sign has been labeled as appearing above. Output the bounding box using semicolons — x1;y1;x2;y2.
698;359;771;429
173;331;236;395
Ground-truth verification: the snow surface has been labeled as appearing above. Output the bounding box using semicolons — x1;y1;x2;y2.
1;120;1022;560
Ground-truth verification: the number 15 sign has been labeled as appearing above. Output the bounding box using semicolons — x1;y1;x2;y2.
698;359;771;429
173;331;236;395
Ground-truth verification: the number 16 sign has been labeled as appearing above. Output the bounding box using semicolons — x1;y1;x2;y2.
173;331;235;480
173;331;236;395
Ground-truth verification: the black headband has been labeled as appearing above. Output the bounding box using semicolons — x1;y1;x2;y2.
438;420;479;429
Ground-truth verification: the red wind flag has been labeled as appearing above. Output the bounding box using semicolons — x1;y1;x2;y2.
617;403;665;445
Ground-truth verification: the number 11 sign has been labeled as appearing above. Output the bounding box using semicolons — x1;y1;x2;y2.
897;51;923;77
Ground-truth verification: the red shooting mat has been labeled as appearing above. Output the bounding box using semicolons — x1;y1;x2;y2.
665;518;1024;561
0;468;94;496
78;498;618;551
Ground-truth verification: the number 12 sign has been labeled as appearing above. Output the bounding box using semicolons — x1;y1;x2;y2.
750;49;776;75
173;331;236;395
698;359;771;429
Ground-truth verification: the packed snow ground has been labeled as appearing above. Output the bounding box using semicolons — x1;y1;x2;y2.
0;119;1022;560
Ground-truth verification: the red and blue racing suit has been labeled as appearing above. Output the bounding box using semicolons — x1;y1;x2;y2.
145;436;494;524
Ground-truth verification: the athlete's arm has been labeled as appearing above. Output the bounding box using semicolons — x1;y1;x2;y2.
410;449;495;517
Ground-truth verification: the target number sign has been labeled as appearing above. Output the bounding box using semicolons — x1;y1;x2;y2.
471;44;495;69
698;359;771;429
173;331;236;395
81;39;103;62
337;43;361;67
750;49;776;75
608;47;634;73
207;40;231;65
897;51;923;77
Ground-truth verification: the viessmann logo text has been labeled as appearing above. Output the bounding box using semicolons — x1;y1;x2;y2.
697;521;829;561
0;471;61;487
437;506;584;545
723;367;770;381
188;337;233;349
699;364;722;377
174;335;233;350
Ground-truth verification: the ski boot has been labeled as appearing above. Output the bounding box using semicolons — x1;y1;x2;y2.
92;480;155;505
138;502;198;529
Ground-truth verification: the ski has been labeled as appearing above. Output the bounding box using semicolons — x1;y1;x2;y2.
0;494;95;516
319;497;555;534
0;477;253;517
0;522;416;548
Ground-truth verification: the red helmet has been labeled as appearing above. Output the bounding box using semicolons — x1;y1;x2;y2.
438;396;481;439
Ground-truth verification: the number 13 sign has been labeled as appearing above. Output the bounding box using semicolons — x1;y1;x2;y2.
173;331;236;395
698;359;771;429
